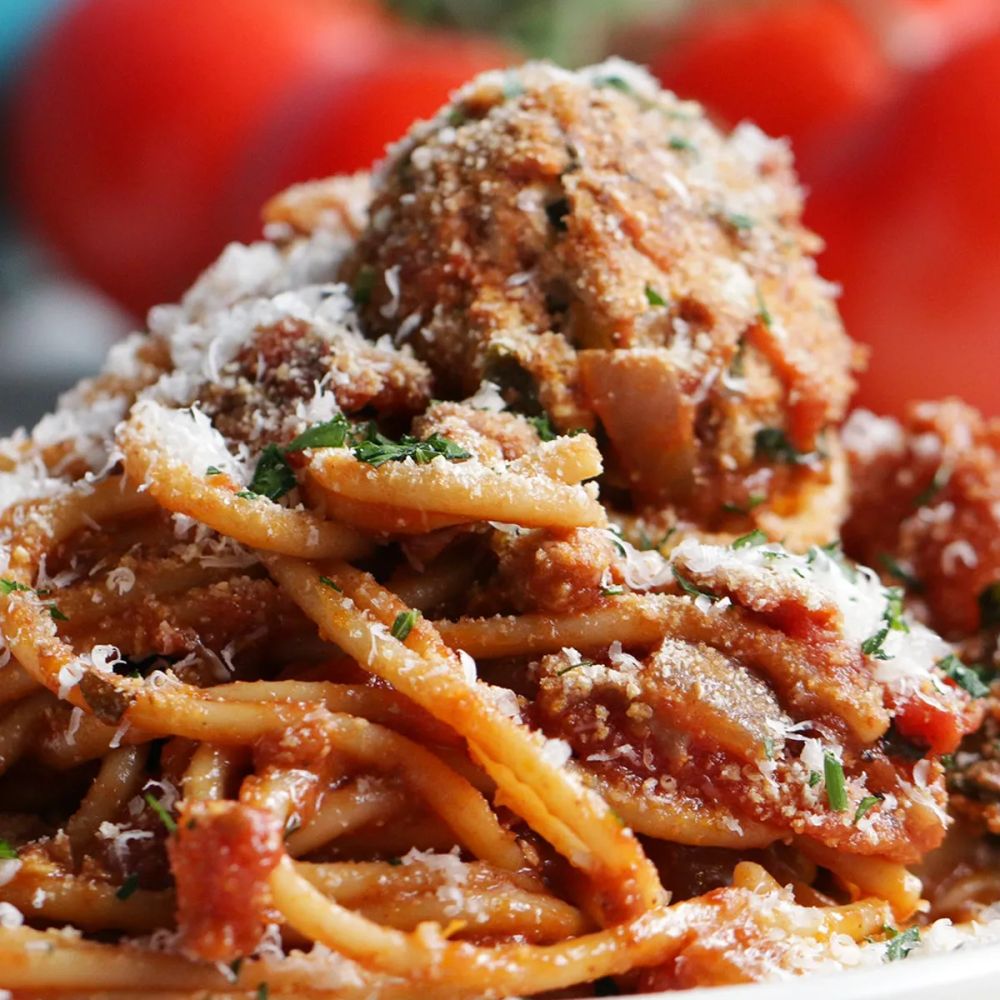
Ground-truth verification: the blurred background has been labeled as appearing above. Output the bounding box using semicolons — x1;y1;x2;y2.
1;0;998;435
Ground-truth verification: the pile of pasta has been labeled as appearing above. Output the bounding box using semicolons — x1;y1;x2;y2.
0;61;996;999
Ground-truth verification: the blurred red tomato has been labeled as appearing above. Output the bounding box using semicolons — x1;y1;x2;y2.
224;30;512;242
808;28;1000;417
651;0;899;179
10;0;392;314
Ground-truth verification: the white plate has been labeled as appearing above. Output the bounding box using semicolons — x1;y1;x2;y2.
625;942;1000;999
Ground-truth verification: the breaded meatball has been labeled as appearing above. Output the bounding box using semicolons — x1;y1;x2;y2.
343;60;859;537
842;400;1000;639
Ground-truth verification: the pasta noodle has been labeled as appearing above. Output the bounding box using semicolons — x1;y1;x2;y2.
0;57;995;999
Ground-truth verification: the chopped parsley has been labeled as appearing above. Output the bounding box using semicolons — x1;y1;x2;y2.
242;416;354;503
352;265;376;305
205;466;223;477
861;626;891;661
501;78;525;101
884;926;920;962
0;579;30;595
557;658;594;676
390;610;420;642
938;654;990;698
883;588;909;633
722;493;766;516
247;443;297;502
115;874;140;900
144;792;177;833
808;770;822;788
0;839;17;860
256;984;270;1000
353;430;471;468
754;427;802;464
318;576;342;593
668;135;694;152
979;582;1000;629
601;585;625;596
527;414;557;442
755;287;772;329
672;566;716;603
854;794;882;824
878;553;923;591
863;587;909;660
285;414;350;452
48;605;69;622
726;212;754;231
913;465;951;508
447;106;468;127
732;529;767;550
644;285;667;307
235;490;258;500
595;74;632;93
728;334;747;379
823;752;847;812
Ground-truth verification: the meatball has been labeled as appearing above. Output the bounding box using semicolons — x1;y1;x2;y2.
343;60;859;538
842;400;1000;640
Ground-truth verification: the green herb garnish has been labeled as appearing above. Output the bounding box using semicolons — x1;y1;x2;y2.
732;529;767;550
353;430;471;469
808;770;822;788
644;285;667;307
878;553;923;591
884;588;909;633
48;605;69;622
318;576;342;593
247;444;297;502
527;414;557;442
861;626;891;661
722;493;766;516
755;427;802;464
144;792;177;833
601;585;625;596
353;265;376;305
884;926;920;962
390;610;420;642
938;654;990;698
596;75;632;93
823;752;847;812
205;466;222;477
557;658;594;677
0;579;30;595
0;839;17;860
286;415;350;452
755;287;772;329
256;984;270;1000
914;465;951;508
668;135;694;152
726;212;754;231
115;874;140;900
854;794;882;824
672;566;716;603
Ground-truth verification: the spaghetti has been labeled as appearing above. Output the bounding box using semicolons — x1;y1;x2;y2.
0;59;997;998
